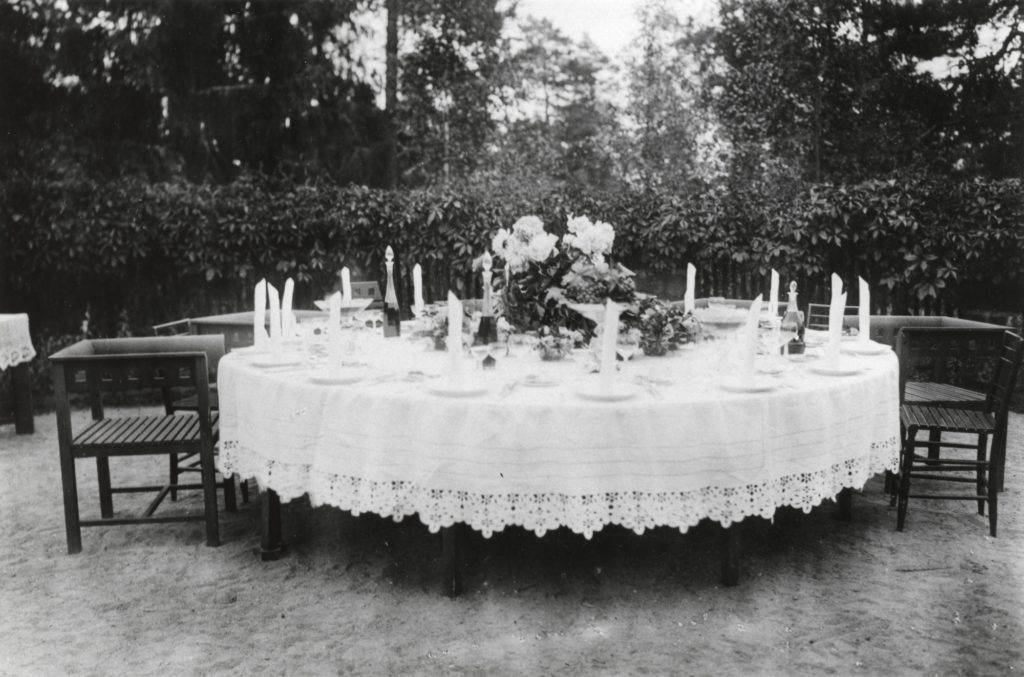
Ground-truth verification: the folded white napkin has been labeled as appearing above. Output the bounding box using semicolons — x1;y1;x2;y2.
684;263;696;314
741;294;763;379
447;291;464;380
600;299;622;388
253;279;269;350
768;269;779;318
413;263;425;317
858;276;870;343
282;277;296;339
327;291;342;368
341;267;352;302
826;274;845;367
267;283;281;354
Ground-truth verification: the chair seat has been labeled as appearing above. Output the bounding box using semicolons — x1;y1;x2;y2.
905;381;985;407
900;404;994;434
74;412;219;450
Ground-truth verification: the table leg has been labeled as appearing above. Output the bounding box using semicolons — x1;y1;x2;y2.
260;488;286;561
720;523;740;587
440;525;463;597
836;487;852;522
12;362;33;435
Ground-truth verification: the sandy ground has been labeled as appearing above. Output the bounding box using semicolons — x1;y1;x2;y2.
0;407;1022;677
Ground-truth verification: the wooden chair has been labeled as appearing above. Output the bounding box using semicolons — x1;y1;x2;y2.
895;331;1023;537
805;303;858;331
894;325;1011;490
151;320;252;506
51;336;224;553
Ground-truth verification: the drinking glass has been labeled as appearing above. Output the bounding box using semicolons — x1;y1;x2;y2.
616;332;641;361
779;309;803;356
507;332;540;359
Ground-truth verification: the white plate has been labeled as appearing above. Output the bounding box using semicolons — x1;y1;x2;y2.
841;340;889;356
574;383;641;402
250;355;304;369
785;352;819;363
428;383;490;398
719;377;777;393
521;375;559;388
757;363;786;375
309;370;367;386
810;363;862;377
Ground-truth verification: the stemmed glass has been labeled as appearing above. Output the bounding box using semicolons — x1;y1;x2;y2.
616;331;641;362
507;332;540;359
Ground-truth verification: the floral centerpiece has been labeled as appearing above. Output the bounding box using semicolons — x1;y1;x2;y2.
636;297;701;356
491;214;637;342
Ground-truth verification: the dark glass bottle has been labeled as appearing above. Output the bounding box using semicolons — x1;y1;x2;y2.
383;246;401;338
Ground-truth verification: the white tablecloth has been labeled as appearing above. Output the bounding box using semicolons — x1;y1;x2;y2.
0;314;36;371
218;334;900;538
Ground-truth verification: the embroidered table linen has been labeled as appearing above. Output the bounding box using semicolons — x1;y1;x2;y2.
0;314;36;371
218;339;900;539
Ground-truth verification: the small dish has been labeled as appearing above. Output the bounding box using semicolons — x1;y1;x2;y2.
521;374;559;388
250;355;304;369
719;376;777;393
841;340;889;356
309;369;367;385
428;382;489;398
574;383;641;402
810;363;862;377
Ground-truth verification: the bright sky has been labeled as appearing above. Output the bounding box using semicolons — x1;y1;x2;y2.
515;0;718;57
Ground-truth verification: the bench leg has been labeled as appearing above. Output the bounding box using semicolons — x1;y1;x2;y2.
720;523;740;587
96;457;113;519
836;488;852;521
12;362;33;435
260;489;286;561
441;525;463;597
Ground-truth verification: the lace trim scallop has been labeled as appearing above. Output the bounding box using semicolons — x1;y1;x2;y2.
220;435;899;539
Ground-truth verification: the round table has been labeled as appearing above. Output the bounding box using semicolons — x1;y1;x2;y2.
217;329;900;586
0;314;36;434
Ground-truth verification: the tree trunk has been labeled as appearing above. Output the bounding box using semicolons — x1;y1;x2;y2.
385;0;400;189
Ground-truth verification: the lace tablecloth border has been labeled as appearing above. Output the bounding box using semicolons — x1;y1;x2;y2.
220;436;899;539
0;346;35;371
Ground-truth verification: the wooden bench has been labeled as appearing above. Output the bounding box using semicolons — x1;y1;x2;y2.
50;336;224;554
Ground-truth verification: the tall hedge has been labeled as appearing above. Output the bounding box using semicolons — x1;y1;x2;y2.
2;173;1022;343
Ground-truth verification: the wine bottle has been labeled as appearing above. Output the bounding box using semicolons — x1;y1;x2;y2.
476;251;498;345
383;245;401;338
780;281;804;355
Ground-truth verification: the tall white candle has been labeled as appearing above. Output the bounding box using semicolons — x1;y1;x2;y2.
282;277;295;338
341;267;352;302
742;294;762;379
327;291;341;369
447;291;464;380
769;269;779;318
858;276;870;343
600;299;621;387
684;263;696;314
267;283;281;354
413;263;424;316
253;279;268;349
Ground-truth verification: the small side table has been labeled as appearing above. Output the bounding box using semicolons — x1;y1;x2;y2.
1;314;36;435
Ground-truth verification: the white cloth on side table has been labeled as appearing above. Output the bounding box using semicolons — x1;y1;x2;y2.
0;314;36;370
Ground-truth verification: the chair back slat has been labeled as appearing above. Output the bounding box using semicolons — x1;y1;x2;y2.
985;332;1024;421
806;303;857;331
895;327;1008;401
